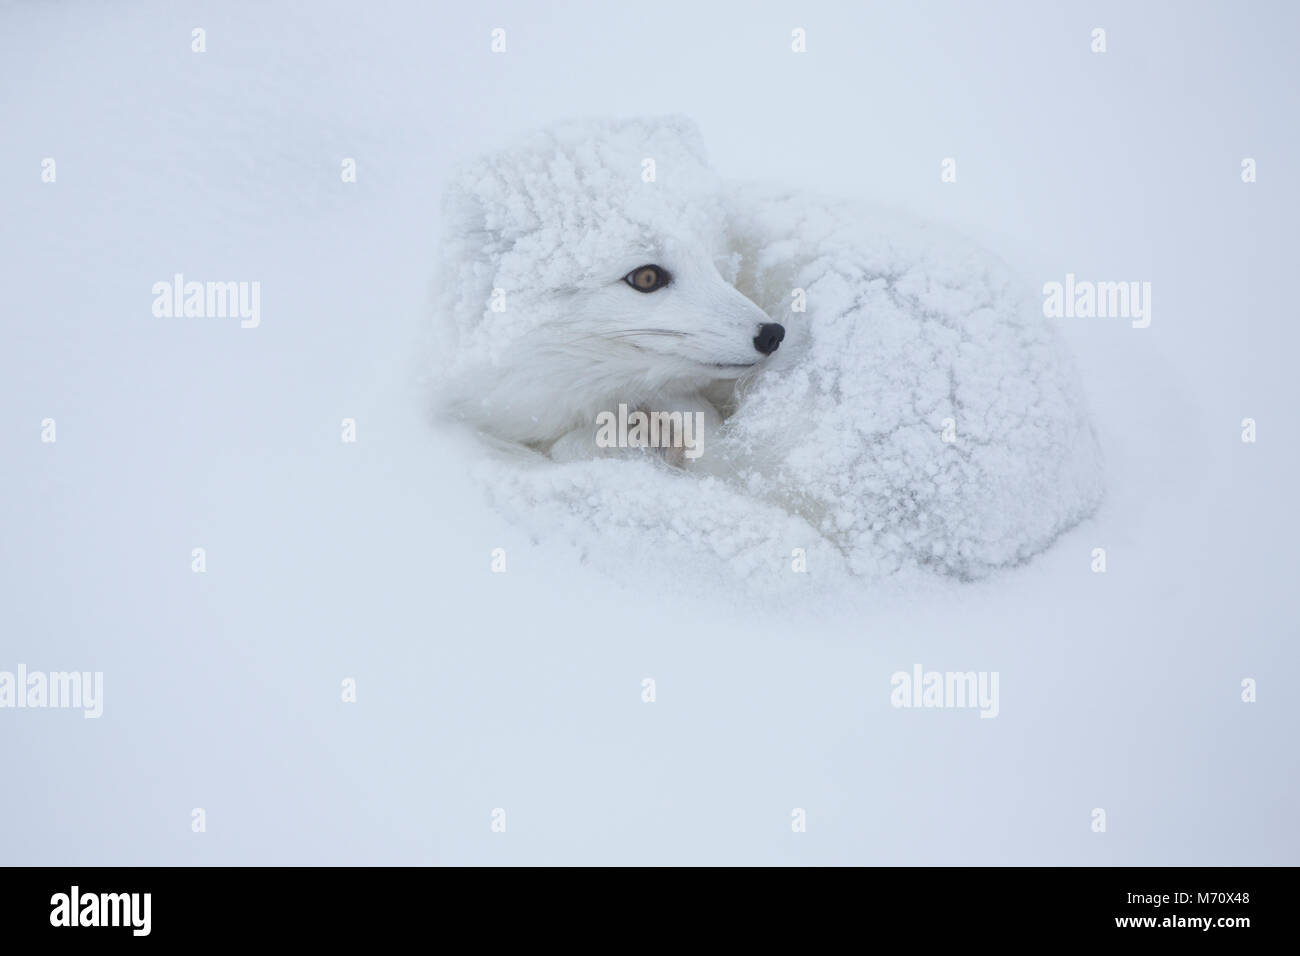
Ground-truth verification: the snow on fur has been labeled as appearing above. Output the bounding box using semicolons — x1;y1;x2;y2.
437;116;1103;586
438;116;722;369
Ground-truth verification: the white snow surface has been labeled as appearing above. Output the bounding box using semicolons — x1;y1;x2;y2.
1;0;1297;866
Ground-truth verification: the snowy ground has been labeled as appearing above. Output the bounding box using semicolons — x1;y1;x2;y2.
1;0;1296;865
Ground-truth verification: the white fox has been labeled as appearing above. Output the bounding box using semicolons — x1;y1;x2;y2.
435;116;1103;582
437;116;778;467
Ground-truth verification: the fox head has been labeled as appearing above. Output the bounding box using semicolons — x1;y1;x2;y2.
436;116;781;446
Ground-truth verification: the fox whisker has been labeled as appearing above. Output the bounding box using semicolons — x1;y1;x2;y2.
565;330;690;347
607;329;689;338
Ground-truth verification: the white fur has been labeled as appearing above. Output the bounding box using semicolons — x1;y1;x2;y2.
436;116;763;461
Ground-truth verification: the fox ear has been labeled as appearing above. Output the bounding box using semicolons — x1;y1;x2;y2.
442;172;500;261
436;167;510;341
642;114;709;165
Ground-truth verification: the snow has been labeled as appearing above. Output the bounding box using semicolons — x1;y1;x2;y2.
718;180;1105;578
1;0;1297;865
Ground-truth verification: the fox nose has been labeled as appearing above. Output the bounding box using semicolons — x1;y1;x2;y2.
753;322;785;356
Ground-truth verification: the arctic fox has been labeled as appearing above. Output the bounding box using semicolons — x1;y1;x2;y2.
436;116;776;466
436;116;1103;580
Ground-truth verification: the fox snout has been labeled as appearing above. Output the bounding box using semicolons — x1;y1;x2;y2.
753;322;785;355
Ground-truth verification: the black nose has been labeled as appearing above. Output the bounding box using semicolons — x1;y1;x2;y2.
753;323;785;355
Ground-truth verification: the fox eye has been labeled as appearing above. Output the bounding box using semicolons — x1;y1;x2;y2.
624;265;671;292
